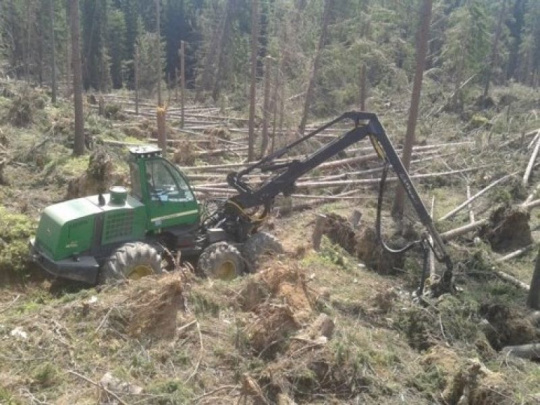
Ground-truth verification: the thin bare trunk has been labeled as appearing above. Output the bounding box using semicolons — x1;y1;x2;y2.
393;0;432;218
359;64;367;110
65;0;71;97
180;40;185;129
260;56;272;157
156;0;166;154
50;0;57;103
271;54;280;154
69;0;84;156
247;0;260;162
156;0;162;107
134;44;139;116
298;0;332;136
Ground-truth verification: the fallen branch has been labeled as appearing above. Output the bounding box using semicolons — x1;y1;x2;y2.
438;173;515;222
494;244;535;263
466;184;475;224
502;343;540;360
494;269;530;290
67;370;128;405
523;130;540;186
441;219;489;241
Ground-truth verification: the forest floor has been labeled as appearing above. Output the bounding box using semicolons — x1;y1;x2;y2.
1;80;540;404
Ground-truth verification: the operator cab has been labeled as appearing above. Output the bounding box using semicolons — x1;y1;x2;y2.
128;146;199;231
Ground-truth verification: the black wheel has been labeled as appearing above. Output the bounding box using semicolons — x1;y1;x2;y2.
198;242;244;280
242;232;284;272
99;242;162;284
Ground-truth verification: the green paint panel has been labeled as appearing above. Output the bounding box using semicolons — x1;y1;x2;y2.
35;194;147;261
35;198;100;260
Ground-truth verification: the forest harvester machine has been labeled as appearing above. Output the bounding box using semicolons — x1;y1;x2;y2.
30;112;453;292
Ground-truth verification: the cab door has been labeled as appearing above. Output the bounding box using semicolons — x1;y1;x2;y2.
142;158;199;231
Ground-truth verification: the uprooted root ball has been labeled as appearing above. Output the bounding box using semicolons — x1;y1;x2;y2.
316;213;404;274
479;206;532;252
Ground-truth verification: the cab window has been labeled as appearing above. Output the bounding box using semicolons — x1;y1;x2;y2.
145;159;194;202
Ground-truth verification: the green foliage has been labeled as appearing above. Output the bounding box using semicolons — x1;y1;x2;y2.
146;379;194;404
442;1;491;81
0;207;35;276
136;32;166;96
31;363;58;388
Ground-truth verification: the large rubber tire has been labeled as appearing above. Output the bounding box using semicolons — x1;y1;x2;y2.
242;232;284;272
198;242;245;280
99;242;162;284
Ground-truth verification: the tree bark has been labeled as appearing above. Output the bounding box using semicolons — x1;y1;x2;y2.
180;40;185;129
359;64;367;111
298;0;332;136
155;0;166;154
134;44;139;116
247;0;260;162
527;246;540;309
156;0;162;107
393;0;432;218
50;0;57;103
69;0;85;156
260;55;272;157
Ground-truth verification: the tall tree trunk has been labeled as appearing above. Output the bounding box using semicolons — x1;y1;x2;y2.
260;55;272;157
134;44;139;116
483;0;507;100
247;0;260;162
155;0;166;154
527;246;540;309
298;0;332;136
156;0;162;107
359;64;367;110
392;0;432;218
65;0;71;97
50;0;57;103
180;40;185;128
69;0;85;156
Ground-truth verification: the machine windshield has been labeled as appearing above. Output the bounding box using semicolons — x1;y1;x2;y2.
145;159;194;202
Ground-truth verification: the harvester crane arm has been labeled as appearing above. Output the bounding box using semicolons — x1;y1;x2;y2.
224;111;453;288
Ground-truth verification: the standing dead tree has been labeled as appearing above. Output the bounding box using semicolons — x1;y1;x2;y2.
247;0;260;162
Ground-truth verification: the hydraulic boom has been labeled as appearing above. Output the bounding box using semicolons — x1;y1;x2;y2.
223;111;453;289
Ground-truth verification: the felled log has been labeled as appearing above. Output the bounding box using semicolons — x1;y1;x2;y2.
502;343;540;360
523;132;540;186
438;173;515;221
